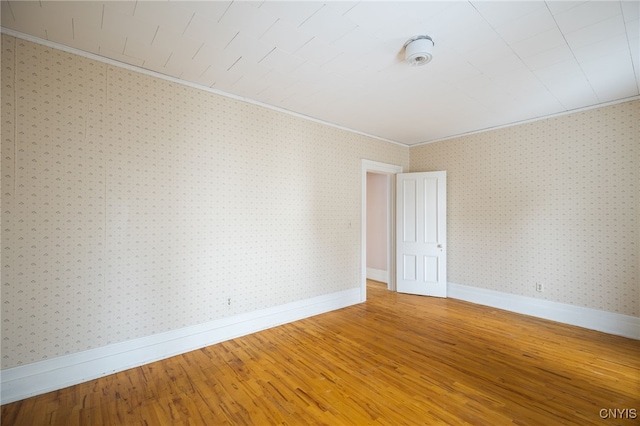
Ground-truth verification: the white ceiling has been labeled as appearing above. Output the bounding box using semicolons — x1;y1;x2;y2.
1;1;639;145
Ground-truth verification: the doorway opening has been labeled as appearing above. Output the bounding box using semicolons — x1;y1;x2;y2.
366;172;389;285
361;160;403;302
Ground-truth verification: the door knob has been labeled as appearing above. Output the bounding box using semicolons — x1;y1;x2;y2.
437;244;443;249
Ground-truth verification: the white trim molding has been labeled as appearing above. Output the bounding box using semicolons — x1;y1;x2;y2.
448;282;640;340
410;96;640;147
0;288;361;405
366;268;389;284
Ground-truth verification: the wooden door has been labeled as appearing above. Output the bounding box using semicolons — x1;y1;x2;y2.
396;171;447;297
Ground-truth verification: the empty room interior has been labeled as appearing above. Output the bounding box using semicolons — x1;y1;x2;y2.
1;1;639;424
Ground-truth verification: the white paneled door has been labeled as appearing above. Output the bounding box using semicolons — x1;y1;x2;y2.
396;172;447;297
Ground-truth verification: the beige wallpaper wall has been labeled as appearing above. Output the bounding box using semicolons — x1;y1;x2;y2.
0;35;409;369
410;100;639;317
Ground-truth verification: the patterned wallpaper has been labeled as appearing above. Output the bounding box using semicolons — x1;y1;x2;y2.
0;35;409;368
410;100;639;317
3;32;637;370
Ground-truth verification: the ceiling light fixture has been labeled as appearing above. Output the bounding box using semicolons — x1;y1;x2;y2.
404;35;434;66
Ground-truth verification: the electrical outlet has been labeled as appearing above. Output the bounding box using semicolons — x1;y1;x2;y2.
227;297;231;306
536;283;543;292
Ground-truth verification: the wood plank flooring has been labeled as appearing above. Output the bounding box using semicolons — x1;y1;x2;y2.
2;280;639;425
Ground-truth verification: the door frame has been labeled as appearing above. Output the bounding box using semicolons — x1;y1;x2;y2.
361;159;404;302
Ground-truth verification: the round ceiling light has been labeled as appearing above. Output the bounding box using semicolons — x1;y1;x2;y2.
404;35;434;66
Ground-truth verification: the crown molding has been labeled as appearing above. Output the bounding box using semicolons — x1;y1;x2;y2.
410;95;640;147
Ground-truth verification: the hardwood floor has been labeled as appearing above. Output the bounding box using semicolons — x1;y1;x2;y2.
2;280;639;425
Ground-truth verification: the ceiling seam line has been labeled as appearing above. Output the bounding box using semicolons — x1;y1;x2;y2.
297;4;324;28
619;2;640;94
182;13;196;36
543;2;600;104
6;0;15;21
217;1;234;24
470;1;567;110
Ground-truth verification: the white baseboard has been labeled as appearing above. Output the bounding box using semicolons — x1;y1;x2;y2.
0;288;361;405
366;268;389;284
448;282;640;340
